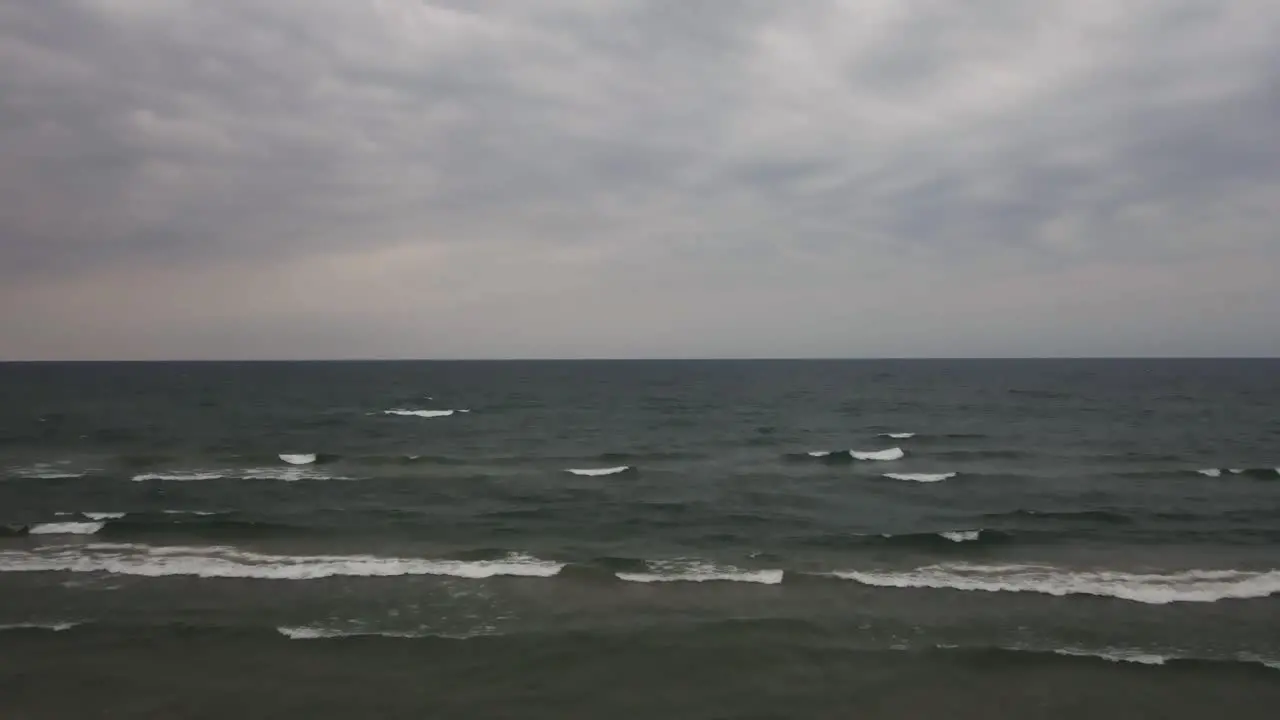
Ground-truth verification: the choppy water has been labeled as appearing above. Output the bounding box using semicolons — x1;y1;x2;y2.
2;359;1279;717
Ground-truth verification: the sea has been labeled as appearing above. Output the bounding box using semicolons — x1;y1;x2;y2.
1;359;1278;718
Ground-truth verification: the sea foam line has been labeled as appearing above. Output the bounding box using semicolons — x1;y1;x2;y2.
0;544;564;580
616;560;783;585
829;563;1280;604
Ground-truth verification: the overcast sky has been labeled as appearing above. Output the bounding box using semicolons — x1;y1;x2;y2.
1;0;1277;359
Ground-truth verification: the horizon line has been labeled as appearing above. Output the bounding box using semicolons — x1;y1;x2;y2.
1;356;1277;363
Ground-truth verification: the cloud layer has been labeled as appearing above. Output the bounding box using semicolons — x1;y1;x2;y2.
2;0;1278;359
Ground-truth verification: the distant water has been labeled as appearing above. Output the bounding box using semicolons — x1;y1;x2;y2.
2;359;1279;718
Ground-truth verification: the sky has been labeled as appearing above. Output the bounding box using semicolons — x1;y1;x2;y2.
1;0;1278;360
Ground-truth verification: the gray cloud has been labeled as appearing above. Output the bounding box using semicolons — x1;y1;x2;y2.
1;0;1278;359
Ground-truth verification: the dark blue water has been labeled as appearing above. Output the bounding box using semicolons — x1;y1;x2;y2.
2;360;1279;718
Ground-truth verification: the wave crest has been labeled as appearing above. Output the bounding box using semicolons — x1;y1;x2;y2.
884;472;955;483
829;563;1280;604
29;522;104;535
566;466;631;476
0;544;564;580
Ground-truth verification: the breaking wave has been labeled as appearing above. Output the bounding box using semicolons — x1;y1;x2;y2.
883;472;955;483
0;544;564;580
879;433;916;439
566;466;632;477
28;522;105;535
278;454;317;465
382;409;469;418
829;563;1280;604
1198;467;1278;478
852;447;905;461
616;559;783;585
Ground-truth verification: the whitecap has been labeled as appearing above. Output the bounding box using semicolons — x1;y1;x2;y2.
83;512;126;520
162;510;219;516
29;522;105;536
566;466;631;476
880;433;916;439
884;472;955;483
938;530;981;542
383;409;461;418
828;563;1280;604
1197;468;1222;477
0;544;564;580
616;559;783;585
807;451;833;457
851;447;905;461
279;453;317;465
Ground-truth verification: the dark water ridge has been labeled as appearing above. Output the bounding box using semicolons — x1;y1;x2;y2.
2;620;1278;675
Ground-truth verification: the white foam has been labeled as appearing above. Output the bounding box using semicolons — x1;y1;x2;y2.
12;464;86;479
0;544;564;580
133;471;226;482
83;512;126;520
616;560;783;585
29;522;105;535
881;433;916;439
885;472;955;483
807;451;833;457
566;466;630;476
162;510;219;516
0;622;79;632
279;453;317;465
828;563;1280;604
939;530;981;543
276;625;494;640
239;467;349;482
1197;468;1222;477
133;469;346;482
851;447;905;461
1053;648;1168;666
383;409;460;418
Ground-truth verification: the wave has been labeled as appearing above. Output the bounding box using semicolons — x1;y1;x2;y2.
83;512;126;520
28;522;104;535
278;453;316;465
0;544;564;580
382;409;469;418
879;432;915;439
616;559;783;585
796;447;904;462
9;464;87;479
566;466;632;476
864;529;1010;547
0;622;80;633
852;447;905;461
1198;467;1279;478
276;625;496;641
132;468;350;482
932;449;1028;460
1052;647;1169;666
828;563;1280;604
883;472;955;483
984;509;1135;524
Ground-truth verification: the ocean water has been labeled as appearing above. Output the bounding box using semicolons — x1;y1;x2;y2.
1;359;1279;718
